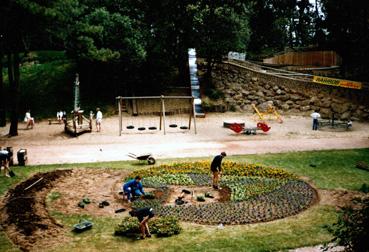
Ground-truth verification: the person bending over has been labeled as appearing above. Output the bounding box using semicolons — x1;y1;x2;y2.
123;176;145;202
129;207;155;239
211;152;227;189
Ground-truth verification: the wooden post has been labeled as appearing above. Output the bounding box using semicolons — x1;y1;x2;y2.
161;95;166;135
188;99;192;130
192;97;197;134
118;97;122;136
159;100;162;131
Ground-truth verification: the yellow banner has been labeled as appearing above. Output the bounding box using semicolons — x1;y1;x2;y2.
313;76;362;89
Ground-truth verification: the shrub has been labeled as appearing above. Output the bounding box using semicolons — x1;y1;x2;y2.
150;216;182;237
114;216;182;238
326;198;369;251
114;217;140;236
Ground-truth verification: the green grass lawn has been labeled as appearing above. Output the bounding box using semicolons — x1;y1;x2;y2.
1;148;368;252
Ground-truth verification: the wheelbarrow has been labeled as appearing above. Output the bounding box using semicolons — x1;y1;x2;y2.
128;153;156;165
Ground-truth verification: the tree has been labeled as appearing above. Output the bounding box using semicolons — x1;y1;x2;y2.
192;0;250;84
321;0;369;80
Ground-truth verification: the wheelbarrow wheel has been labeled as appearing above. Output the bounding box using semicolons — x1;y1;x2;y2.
147;157;156;165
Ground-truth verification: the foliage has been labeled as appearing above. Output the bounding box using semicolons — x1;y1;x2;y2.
221;176;288;201
114;217;140;236
360;184;369;194
150;216;182;237
131;161;296;180
114;216;182;238
326;198;369;252
128;161;314;224
2;150;368;251
321;0;369;80
47;191;61;202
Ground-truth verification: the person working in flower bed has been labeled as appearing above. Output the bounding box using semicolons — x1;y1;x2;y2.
129;207;155;239
123;176;145;202
211;152;227;190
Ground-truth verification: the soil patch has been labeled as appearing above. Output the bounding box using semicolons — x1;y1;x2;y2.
164;186;230;206
0;169;72;252
318;189;366;209
48;168;130;217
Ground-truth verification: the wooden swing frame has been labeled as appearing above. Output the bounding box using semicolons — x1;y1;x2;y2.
116;95;197;136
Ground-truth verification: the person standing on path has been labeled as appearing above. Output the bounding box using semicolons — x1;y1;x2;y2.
310;110;321;130
211;152;226;189
0;149;11;177
96;108;103;132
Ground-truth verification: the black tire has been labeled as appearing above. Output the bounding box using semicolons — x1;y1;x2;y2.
147;157;156;165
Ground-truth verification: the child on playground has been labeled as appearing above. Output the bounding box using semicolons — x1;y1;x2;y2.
96;108;102;132
57;110;63;123
211;152;227;189
24;110;34;129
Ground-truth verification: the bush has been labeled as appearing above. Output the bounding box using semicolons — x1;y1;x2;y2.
150;216;182;237
326;198;369;251
114;216;182;238
114;217;140;236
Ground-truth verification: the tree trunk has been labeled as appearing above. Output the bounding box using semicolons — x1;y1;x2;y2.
0;52;5;127
8;52;19;136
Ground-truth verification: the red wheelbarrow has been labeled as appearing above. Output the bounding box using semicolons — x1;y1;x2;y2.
128;153;156;165
229;122;271;135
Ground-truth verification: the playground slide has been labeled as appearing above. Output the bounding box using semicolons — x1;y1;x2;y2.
188;48;205;117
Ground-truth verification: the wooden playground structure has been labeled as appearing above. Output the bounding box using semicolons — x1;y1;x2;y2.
64;74;92;136
116;95;197;136
64;110;92;136
252;104;283;123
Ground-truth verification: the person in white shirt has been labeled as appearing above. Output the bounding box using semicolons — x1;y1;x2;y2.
0;150;11;177
96;108;103;132
310;110;321;130
24;110;34;129
57;110;63;123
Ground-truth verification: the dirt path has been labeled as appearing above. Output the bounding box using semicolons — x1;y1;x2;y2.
1;113;368;165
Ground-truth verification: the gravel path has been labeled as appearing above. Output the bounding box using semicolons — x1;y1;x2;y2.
1;113;368;165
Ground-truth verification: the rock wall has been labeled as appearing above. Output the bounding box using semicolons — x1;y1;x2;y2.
211;63;369;121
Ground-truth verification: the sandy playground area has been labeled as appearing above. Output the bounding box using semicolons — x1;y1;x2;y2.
0;112;369;165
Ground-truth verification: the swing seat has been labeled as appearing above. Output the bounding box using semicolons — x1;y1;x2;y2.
169;124;178;128
126;125;135;129
148;126;157;130
180;126;189;130
138;127;146;131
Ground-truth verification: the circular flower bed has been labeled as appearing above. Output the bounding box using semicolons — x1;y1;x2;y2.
128;161;317;225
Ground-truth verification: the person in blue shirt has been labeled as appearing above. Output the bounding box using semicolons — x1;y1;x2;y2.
123;176;145;202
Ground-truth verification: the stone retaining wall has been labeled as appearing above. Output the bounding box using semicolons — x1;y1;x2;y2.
211;63;369;121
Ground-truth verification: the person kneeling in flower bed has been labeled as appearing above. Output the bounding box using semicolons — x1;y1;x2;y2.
123;176;145;203
129;207;155;239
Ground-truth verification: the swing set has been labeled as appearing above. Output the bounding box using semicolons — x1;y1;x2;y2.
116;96;197;135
